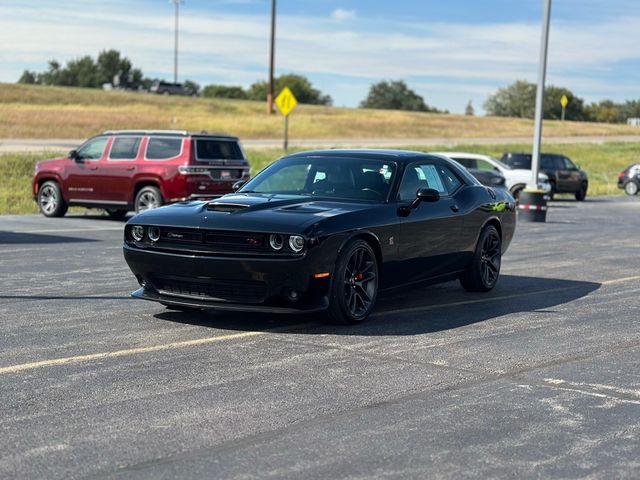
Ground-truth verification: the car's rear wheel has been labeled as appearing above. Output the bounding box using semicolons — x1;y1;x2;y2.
38;181;68;217
460;225;501;292
624;180;639;196
135;186;163;213
106;209;128;219
328;239;378;324
575;183;588;201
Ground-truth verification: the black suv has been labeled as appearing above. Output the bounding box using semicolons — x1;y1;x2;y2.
500;152;588;200
150;81;196;96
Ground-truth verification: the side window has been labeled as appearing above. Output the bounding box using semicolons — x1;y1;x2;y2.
562;157;576;170
553;156;566;170
541;156;554;169
436;165;463;195
146;137;183;160
76;137;108;160
109;137;142;160
476;160;495;171
455;158;477;169
398;163;463;201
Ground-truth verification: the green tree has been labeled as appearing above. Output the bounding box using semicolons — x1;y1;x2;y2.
18;70;38;84
183;79;201;95
584;100;622;123
248;74;332;105
465;100;474;116
359;80;439;112
485;80;587;120
484;80;537;118
202;84;248;99
61;56;99;88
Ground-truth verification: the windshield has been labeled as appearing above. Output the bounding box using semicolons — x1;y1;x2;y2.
240;156;397;202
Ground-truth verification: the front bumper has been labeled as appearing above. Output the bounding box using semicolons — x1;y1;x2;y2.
123;244;333;313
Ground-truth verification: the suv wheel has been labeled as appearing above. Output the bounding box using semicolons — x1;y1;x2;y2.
38;181;68;217
107;209;128;220
575;183;587;201
624;180;639;196
135;186;163;213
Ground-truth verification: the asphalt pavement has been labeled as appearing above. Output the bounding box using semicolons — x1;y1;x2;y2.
1;197;639;479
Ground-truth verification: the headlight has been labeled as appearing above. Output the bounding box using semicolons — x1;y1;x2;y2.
288;235;305;253
269;234;284;251
148;226;161;242
131;225;145;242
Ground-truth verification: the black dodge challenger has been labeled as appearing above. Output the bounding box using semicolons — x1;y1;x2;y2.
123;150;516;324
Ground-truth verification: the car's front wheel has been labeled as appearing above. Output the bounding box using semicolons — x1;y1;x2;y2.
460;225;501;292
624;180;639;196
135;186;163;213
38;181;68;217
328;239;379;324
575;182;588;201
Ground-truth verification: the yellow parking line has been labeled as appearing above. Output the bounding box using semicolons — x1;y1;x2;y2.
0;331;265;375
601;275;640;285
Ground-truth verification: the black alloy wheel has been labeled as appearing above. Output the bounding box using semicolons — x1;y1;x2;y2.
328;239;378;324
460;225;501;292
38;181;68;217
575;183;587;201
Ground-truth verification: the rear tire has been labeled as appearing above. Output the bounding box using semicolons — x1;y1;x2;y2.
624;181;639;196
107;209;128;220
460;225;501;292
135;186;163;213
575;183;587;201
37;181;68;217
327;239;379;325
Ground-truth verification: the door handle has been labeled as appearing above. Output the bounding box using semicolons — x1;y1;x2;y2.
450;205;460;213
89;166;98;171
125;166;135;171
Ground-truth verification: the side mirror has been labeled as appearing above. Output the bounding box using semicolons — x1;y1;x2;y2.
232;180;247;192
406;188;440;212
416;188;440;203
69;150;82;162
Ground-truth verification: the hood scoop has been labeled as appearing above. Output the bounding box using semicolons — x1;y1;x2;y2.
280;204;330;214
206;202;250;213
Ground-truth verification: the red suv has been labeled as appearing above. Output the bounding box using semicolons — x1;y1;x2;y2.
33;130;250;218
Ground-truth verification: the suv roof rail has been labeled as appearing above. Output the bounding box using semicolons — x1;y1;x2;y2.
103;129;189;136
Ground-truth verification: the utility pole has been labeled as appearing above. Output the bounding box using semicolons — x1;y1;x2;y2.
267;0;277;114
172;0;183;84
530;0;552;189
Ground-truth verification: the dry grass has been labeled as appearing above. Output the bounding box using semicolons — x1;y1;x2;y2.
2;142;635;215
2;83;639;140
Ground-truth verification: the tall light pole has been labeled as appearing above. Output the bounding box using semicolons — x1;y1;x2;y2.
267;0;277;114
529;0;552;189
172;0;184;84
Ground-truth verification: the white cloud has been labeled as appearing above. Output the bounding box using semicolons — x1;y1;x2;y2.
1;2;639;111
331;8;356;22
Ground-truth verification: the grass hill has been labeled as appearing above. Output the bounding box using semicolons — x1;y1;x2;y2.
1;83;639;140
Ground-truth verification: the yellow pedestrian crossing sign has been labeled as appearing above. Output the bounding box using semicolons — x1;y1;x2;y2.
275;87;298;117
560;95;569;108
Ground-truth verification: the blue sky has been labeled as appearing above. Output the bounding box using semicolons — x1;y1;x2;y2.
1;0;638;113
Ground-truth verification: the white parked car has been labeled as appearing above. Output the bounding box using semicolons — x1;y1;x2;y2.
434;152;552;199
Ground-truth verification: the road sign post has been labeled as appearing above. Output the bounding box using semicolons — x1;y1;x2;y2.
275;87;298;151
560;95;569;121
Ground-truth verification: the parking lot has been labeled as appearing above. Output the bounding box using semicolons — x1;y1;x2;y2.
1;197;639;479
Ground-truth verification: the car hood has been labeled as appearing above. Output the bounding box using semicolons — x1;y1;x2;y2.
35;156;68;170
130;193;378;234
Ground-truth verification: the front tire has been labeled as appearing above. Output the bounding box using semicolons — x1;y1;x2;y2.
135;186;163;213
575;183;587;201
624;180;639;196
328;239;379;325
460;225;501;292
37;181;68;217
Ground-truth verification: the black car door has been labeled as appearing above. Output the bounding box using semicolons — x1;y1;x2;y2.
396;161;466;285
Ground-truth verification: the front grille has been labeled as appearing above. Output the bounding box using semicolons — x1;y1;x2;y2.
150;275;267;303
153;227;270;253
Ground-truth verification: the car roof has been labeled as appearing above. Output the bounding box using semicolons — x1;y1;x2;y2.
102;130;238;140
284;149;449;163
